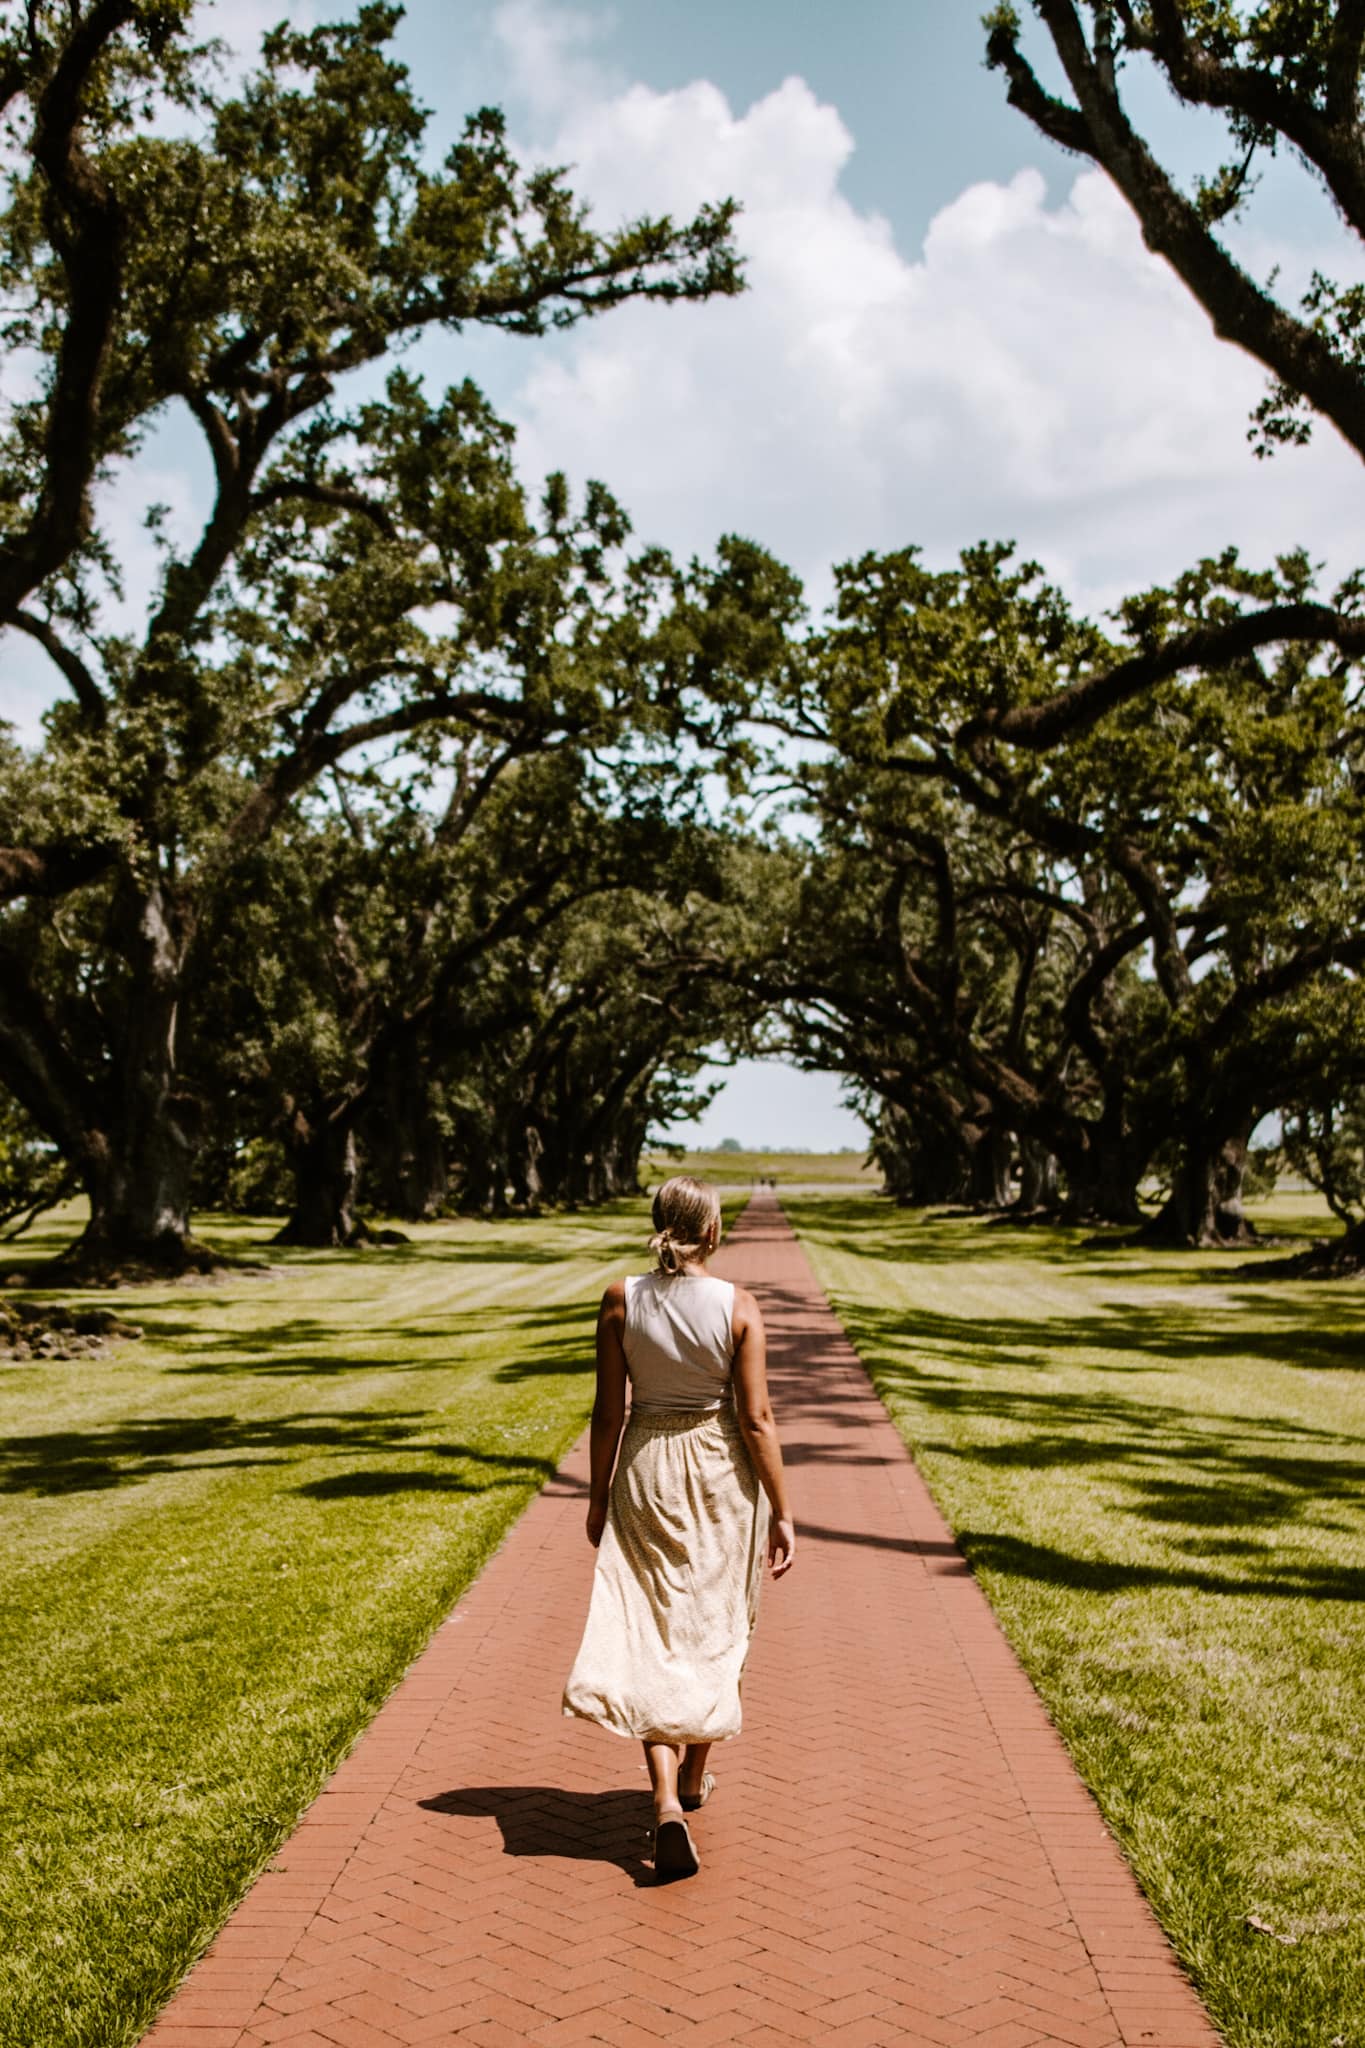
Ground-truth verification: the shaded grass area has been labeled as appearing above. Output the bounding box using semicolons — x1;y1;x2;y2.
786;1192;1365;2048
0;1200;673;2048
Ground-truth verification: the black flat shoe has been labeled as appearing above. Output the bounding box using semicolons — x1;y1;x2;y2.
653;1814;700;1880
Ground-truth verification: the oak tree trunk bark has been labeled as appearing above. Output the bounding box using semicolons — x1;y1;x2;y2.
603;1122;645;1198
970;1128;1014;1210
505;1119;544;1211
1062;1132;1146;1225
275;1107;364;1246
1141;1123;1258;1248
1016;1137;1060;1212
76;1102;201;1267
877;1117;974;1204
64;882;210;1273
363;1053;448;1220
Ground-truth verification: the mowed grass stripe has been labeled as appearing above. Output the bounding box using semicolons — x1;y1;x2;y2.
785;1192;1365;2048
0;1201;667;2048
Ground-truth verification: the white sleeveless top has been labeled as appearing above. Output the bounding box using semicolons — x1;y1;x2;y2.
623;1271;737;1411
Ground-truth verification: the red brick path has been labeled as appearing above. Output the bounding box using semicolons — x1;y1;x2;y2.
143;1193;1219;2048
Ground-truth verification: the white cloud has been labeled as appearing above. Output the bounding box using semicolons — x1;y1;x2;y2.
493;1;1362;620
490;0;620;122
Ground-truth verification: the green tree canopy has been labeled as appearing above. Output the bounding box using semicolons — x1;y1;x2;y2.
0;0;747;1270
766;539;1365;1243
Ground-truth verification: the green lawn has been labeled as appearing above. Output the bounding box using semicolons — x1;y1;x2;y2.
0;1201;667;2048
786;1191;1365;2048
642;1145;878;1184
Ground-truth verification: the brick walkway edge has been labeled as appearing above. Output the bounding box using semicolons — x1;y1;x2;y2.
142;1191;1220;2048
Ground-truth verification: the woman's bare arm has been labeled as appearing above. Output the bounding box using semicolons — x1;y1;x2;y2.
586;1280;629;1546
731;1284;796;1577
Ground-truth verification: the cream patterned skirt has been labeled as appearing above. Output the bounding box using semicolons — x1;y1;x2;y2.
562;1406;769;1745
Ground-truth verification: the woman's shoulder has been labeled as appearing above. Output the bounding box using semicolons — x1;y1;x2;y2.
729;1280;761;1326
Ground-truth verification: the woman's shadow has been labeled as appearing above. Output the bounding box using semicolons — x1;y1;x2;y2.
418;1786;656;1885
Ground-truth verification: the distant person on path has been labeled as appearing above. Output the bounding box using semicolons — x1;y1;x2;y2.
563;1175;796;1880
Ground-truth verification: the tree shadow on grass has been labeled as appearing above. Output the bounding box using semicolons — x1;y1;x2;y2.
1092;1300;1365;1370
139;1305;593;1378
829;1304;1365;1597
781;1496;1361;1601
781;1198;1104;1270
5;1206;647;1313
259;1209;649;1274
418;1785;653;1885
841;1291;1365;1382
957;1527;1365;1603
786;1196;1356;1298
786;1451;1364;1600
0;1411;560;1497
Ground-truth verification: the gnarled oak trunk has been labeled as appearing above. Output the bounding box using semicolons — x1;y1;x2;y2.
75;1105;202;1269
1016;1137;1059;1212
970;1128;1014;1210
363;1055;448;1221
63;883;214;1275
275;1106;364;1246
1141;1123;1257;1248
1062;1132;1146;1226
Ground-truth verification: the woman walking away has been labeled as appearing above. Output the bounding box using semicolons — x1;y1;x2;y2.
563;1175;796;1881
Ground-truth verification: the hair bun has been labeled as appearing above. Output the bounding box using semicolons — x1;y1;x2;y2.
648;1225;683;1274
648;1176;721;1277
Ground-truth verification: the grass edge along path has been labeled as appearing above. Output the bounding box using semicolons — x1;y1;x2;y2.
0;1198;735;2048
786;1192;1365;2048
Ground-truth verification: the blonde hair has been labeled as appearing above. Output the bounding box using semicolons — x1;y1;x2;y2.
649;1175;721;1276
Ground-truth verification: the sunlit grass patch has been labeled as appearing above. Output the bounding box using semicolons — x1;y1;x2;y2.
641;1145;878;1185
0;1201;666;2048
786;1192;1365;2048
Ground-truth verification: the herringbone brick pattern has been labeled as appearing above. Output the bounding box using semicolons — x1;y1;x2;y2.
142;1192;1219;2047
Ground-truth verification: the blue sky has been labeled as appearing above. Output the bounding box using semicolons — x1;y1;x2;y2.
5;1;1361;1150
388;0;1343;252
364;0;1359;625
394;2;1061;249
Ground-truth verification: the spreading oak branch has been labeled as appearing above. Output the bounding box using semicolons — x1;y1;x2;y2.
987;1;1365;460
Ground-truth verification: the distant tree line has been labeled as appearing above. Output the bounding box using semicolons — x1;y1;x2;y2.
1;2;1363;1275
764;542;1365;1254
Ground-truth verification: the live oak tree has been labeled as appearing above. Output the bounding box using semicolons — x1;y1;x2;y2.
285;813;786;1220
441;842;783;1213
768;546;1156;1221
194;748;742;1241
979;3;1365;1256
985;0;1365;462
401;830;787;1216
995;548;1365;1244
771;541;1365;1243
0;0;199;632
770;732;1169;1221
1283;1077;1365;1250
1275;986;1365;1268
773;776;1153;1219
0;2;742;1270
